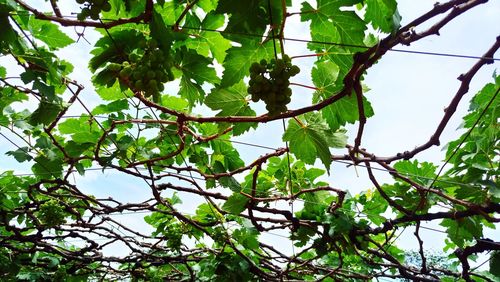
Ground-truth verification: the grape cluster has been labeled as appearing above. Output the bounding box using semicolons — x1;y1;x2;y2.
38;200;66;227
248;55;300;116
107;39;174;102
76;0;111;21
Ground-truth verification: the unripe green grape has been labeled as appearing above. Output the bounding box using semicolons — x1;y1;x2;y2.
152;91;160;103
290;65;300;76
146;70;156;80
254;75;264;83
148;39;158;49
134;80;144;90
132;71;141;80
107;63;121;72
148;79;157;90
38;200;66;227
81;7;90;15
159;72;169;83
119;67;132;78
102;2;111;12
250;62;260;73
90;13;99;20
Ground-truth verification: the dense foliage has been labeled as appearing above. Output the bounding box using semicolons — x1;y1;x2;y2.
0;0;499;281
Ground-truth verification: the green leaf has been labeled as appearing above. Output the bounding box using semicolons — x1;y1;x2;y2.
365;0;401;33
27;17;74;49
440;217;483;248
220;41;275;87
394;160;437;186
33;81;56;101
215;0;268;43
283;113;347;171
301;0;366;44
28;101;63;126
233;226;260;249
179;48;219;85
160;95;189;111
58;118;101;144
205;82;250;116
0;66;6;78
6;147;32;162
179;76;204;106
150;8;174;49
32;155;63;178
181;12;231;63
96;82;133;101
323;94;374;131
219;176;242;192
222;193;249;214
205;82;257;134
197;0;218;13
490;251;500;277
0;11;25;53
91;99;129;115
311;61;374;130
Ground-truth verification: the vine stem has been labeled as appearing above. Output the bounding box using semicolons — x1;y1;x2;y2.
290;82;320;90
292;116;305;128
173;0;199;31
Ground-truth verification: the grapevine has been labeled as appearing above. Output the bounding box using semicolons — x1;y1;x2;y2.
76;0;111;21
247;55;300;116
107;39;175;103
38;200;66;227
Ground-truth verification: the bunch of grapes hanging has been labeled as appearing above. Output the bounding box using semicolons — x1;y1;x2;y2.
76;0;111;20
247;55;300;116
107;39;175;103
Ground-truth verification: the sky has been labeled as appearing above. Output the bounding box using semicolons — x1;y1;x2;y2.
1;0;499;270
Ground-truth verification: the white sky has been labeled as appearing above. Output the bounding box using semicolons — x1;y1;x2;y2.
0;0;499;271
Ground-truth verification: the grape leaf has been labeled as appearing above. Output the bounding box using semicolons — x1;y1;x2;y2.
222;193;249;215
32;155;63;178
182;13;231;63
283;113;347;172
205;82;257;135
233;227;260;249
91;99;129;115
178;48;219;85
28;101;63;126
490;251;500;277
27;17;74;50
312;61;374;130
205;82;252;116
6;147;32;162
393;160;437;186
0;8;25;53
179;76;204;106
150;8;174;49
215;0;268;43
220;41;275;87
301;0;365;45
440;217;483;248
365;0;401;33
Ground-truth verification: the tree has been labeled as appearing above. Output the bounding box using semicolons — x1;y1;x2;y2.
0;0;498;281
